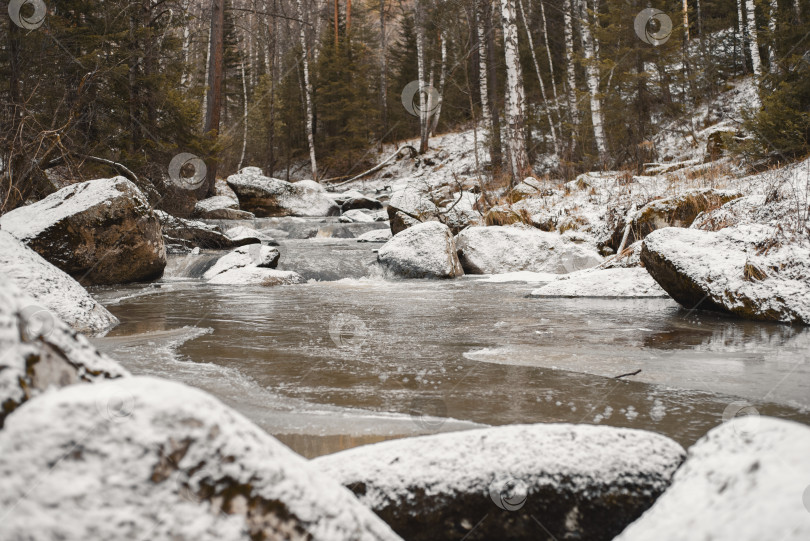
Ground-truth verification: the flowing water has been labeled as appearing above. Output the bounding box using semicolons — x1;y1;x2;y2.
91;218;810;458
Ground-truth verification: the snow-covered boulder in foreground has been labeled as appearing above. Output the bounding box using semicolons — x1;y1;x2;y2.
314;424;685;541
226;167;339;217
455;225;602;274
357;229;393;243
192;196;255;220
0;177;166;285
0;277;128;427
378;222;463;279
0;377;401;541
529;268;669;298
642;225;810;323
615;417;810;541
0;231;119;335
203;245;280;279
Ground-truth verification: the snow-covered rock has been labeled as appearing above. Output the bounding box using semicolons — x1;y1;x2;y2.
377;222;463;279
329;189;365;206
227;168;339;217
156;211;248;250
192;196;255;220
214;178;239;203
314;424;685;541
0;231;119;335
615;417;810;541
203;245;280;280
0;177;166;285
387;183;439;234
357;229;393;243
642;226;810;323
0;276;128;427
455;226;603;274
341;195;384;212
529;268;669;298
207;267;303;286
223;226;275;245
0;376;402;541
340;209;386;223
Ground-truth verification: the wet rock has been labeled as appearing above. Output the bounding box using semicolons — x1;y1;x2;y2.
0;232;119;335
203;245;281;280
156;211;251;250
314;424;685;541
615;417;810;541
0;276;128;427
0;376;402;541
378;222;463;279
388;208;423;235
357;229;393;243
192;196;255;220
224;226;277;246
529;268;669;298
341;196;384;212
0;177;166;285
455;226;603;275
606;189;742;250
227;168;339;217
641;225;810;323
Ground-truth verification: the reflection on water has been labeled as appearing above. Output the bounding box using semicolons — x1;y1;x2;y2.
90;240;810;458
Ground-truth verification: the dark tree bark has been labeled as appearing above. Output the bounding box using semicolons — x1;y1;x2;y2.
204;0;226;195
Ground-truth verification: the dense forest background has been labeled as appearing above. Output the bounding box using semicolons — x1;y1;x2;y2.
1;0;809;212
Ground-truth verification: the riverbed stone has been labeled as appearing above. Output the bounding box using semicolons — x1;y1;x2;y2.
342;195;384;212
0;177;166;285
227;168;339;217
377;221;463;279
529;267;669;298
203;245;281;280
313;424;685;541
615;417;810;541
641;225;810;323
0;376;402;541
387;183;439;234
156;210;252;250
0;276;128;427
192;196;255;220
455;225;603;274
357;229;393;243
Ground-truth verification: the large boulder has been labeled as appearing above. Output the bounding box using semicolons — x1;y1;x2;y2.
203;245;280;280
0;177;166;285
0;231;119;335
192;196;255;220
226;168;339;217
641;225;810;323
0;376;402;541
342;195;384;212
0;276;128;427
377;222;463;279
387;183;439;235
156;211;251;250
615;417;810;541
529;268;669;298
314;424;685;541
455;226;602;275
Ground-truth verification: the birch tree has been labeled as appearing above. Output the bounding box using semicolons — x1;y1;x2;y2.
476;0;492;135
499;0;529;180
736;0;747;73
745;0;764;82
296;0;318;180
415;0;430;153
563;0;579;145
429;31;447;135
577;0;607;163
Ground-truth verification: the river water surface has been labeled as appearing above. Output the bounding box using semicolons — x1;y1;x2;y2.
90;218;810;458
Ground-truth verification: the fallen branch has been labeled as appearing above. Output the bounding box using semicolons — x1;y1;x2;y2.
614;369;642;379
325;145;418;188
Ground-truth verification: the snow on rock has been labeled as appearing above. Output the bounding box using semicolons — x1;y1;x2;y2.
227;167;339;217
386;182;439;234
340;209;386;223
214;178;240;203
0;177;166;285
224;226;276;245
0;376;402;541
329;189;366;206
642;226;810;323
341;195;384;212
207;267;303;286
0;231;119;335
192;196;255;220
529;268;669;298
357;229;393;243
313;423;685;541
203;245;281;280
377;222;463;279
0;276;128;427
156;210;248;251
455;225;603;275
615;417;810;541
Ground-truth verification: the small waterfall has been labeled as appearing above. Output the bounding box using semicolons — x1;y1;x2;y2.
163;253;221;279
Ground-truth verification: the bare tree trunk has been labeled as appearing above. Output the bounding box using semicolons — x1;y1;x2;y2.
539;0;561;137
430;31;447;135
380;0;388;144
737;0;748;73
476;0;492;135
238;60;249;171
517;0;557;153
795;0;802;22
297;0;319;180
347;0;352;36
768;0;779;73
683;0;690;41
416;0;429;154
563;0;579;148
204;0;225;194
577;0;606;163
484;0;503;168
745;0;763;82
499;0;530;181
334;0;339;48
697;0;703;36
